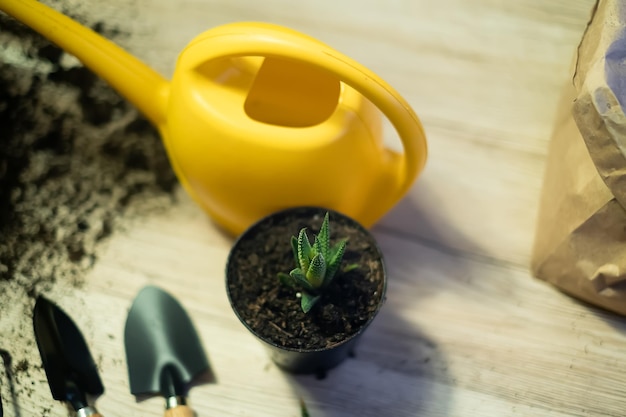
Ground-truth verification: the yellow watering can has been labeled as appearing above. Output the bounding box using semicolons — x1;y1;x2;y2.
0;0;427;235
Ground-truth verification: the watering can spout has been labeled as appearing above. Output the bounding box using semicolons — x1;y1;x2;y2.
0;0;169;127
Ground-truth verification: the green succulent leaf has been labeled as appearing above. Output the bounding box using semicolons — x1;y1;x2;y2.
290;268;315;291
330;238;348;258
300;292;321;313
300;398;310;417
306;253;326;288
278;272;296;287
324;239;346;286
314;212;331;261
290;235;299;266
297;228;312;271
280;211;362;314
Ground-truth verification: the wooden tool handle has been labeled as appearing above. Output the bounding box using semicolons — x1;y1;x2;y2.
164;405;194;417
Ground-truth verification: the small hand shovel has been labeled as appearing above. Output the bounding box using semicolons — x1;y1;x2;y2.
33;297;105;416
124;286;210;416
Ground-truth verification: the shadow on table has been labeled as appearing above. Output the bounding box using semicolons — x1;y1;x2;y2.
288;310;450;417
0;350;19;417
286;186;486;416
562;295;626;334
210;222;451;415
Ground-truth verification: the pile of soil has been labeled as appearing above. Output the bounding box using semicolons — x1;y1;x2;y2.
0;5;177;406
226;208;386;350
0;13;177;293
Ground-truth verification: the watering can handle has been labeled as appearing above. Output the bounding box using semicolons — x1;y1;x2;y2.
181;22;427;202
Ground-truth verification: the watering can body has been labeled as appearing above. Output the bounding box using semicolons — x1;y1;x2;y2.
167;27;401;234
0;2;427;235
168;68;389;234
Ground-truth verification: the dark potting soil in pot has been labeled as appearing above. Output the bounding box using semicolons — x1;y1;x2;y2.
227;209;386;350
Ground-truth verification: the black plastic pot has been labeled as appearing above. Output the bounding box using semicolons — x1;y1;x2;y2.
225;206;387;374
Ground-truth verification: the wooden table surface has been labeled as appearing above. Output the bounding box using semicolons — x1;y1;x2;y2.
6;0;626;416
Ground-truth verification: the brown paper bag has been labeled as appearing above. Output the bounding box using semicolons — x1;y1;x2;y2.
531;0;626;315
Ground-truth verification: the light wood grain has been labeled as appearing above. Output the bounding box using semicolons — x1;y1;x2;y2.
5;0;626;416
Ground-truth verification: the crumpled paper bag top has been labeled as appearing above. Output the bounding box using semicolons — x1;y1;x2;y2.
574;0;626;209
532;0;626;315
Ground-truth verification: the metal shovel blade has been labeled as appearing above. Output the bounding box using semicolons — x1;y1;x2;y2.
33;297;104;410
124;286;209;398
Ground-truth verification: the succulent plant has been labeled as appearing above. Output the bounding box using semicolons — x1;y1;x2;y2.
278;212;357;313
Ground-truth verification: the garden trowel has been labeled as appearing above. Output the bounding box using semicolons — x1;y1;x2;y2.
124;286;209;416
33;296;104;416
